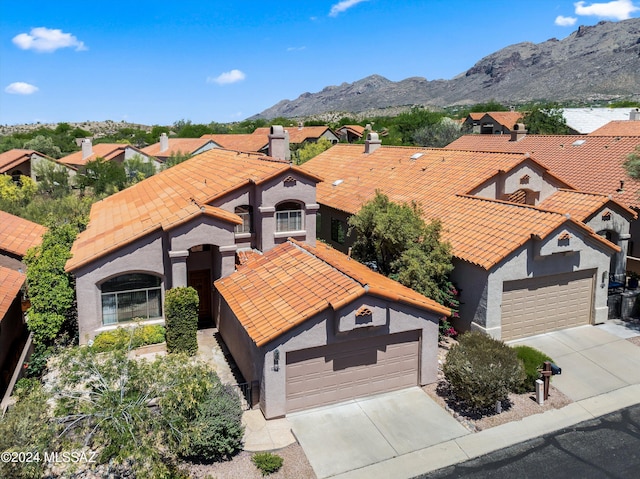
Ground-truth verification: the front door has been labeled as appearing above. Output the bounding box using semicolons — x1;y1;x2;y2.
188;269;212;326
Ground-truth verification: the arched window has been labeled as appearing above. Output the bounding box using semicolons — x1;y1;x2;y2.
234;205;253;234
276;201;304;232
101;273;162;325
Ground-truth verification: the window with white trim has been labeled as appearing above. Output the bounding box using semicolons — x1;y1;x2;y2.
276;202;304;232
101;273;162;325
234;205;252;234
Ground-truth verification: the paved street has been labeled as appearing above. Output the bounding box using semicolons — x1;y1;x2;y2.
418;403;640;479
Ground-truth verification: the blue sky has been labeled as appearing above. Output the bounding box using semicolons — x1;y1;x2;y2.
1;0;639;126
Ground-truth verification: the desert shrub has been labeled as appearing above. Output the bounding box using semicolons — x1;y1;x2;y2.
91;324;165;352
164;287;199;355
175;384;245;461
252;452;284;476
443;332;525;410
512;345;553;393
0;382;55;479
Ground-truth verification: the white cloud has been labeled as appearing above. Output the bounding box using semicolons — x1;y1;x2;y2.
4;82;39;95
207;69;246;85
574;0;639;20
555;15;578;25
12;27;87;53
329;0;369;17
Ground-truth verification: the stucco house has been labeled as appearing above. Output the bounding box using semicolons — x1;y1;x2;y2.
58;139;160;170
66;128;321;343
215;239;449;418
301;134;629;341
254;125;339;146
462;111;522;135
445;131;640;277
141;133;218;163
336;125;366;143
0;149;76;183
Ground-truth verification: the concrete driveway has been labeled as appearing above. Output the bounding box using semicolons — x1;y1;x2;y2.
509;324;640;401
288;387;469;478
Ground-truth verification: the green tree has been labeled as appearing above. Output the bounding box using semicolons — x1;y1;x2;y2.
32;161;71;198
521;103;570;134
348;192;455;308
76;157;127;195
162;150;192;170
394;107;444;144
124;154;156;183
413;119;470;148
623;146;640;179
0;174;37;213
23;135;63;158
295;137;333;164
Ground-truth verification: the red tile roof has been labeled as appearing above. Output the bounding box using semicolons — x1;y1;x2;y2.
0;149;33;173
0;266;25;321
484;111;523;128
445;134;640;208
0;211;46;258
141;138;215;158
201;133;269;153
301;144;617;269
215;240;450;347
588;121;640;136
538;189;637;222
253;126;337;144
59;143;147;167
66;149;321;272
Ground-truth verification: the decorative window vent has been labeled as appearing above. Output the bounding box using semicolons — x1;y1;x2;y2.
602;210;612;221
355;307;373;317
283;176;296;185
559;232;571;240
520;174;530;185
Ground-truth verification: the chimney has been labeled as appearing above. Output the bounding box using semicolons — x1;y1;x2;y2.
510;123;527;142
364;132;381;154
81;139;93;159
268;125;291;161
160;133;169;153
630;108;640;121
298;121;303;130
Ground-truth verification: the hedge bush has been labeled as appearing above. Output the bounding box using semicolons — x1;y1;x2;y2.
91;324;166;352
164;287;199;356
512;345;553;393
443;332;525;410
252;452;284;476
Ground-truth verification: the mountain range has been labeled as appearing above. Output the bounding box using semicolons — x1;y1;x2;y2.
253;18;640;119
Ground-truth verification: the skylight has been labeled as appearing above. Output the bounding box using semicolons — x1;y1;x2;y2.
332;179;344;186
572;140;586;146
410;153;423;160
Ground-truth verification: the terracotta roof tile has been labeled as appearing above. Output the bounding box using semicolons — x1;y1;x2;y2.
201;134;269;153
538;189;637;222
141;138;215;157
66;149;318;272
216;240;450;347
445;134;640;208
0;266;24;321
59;144;148;167
253;126;337;144
0;211;46;258
301;144;616;269
0;149;33;173
484;111;523;128
589;120;640;136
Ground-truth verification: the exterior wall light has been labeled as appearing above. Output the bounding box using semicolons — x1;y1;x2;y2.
273;349;280;372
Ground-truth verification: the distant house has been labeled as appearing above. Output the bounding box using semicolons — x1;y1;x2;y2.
0;149;76;183
59;139;161;170
561;108;638;134
253;125;339;146
0;212;45;399
446;131;640;278
336;125;366;143
141;133;218;162
463;112;523;134
201;133;270;155
588;110;640;136
302;135;627;341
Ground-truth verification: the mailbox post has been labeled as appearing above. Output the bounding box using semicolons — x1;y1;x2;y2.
541;361;562;400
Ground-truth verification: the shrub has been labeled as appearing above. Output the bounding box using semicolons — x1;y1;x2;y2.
443;332;525;410
0;382;55;479
91;324;166;352
512;345;553;393
252;452;284;476
164;287;199;356
175;384;245;461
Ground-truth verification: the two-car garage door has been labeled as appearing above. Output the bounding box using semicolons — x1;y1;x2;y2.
286;330;420;413
501;270;595;341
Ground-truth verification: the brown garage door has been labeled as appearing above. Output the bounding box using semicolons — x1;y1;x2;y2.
501;270;595;341
286;330;420;413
